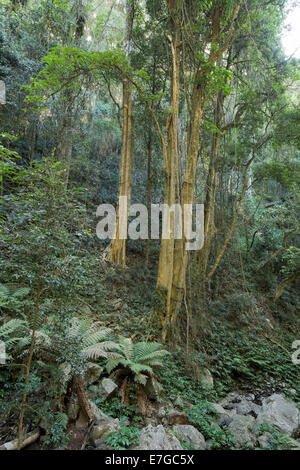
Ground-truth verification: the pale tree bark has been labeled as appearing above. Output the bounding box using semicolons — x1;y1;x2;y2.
161;0;243;342
154;0;181;331
196;90;225;279
109;0;135;265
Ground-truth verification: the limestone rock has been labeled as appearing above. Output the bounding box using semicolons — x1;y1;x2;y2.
173;425;206;450
99;378;118;400
228;414;257;449
84;363;103;386
67;400;80;421
256;394;300;436
198;368;214;389
136;425;183;450
90;420;120;441
258;432;273;449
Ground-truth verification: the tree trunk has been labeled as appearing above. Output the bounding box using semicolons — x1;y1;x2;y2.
109;0;135;265
154;0;181;334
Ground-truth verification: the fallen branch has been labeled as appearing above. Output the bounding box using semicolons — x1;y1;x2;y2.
0;429;40;451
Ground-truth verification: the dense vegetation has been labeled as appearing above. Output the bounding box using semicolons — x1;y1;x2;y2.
0;0;299;452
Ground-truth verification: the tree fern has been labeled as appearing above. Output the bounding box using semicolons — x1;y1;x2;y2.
106;335;170;403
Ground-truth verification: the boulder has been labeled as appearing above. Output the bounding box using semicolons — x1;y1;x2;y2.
231;401;262;417
136;425;183;450
88;400;120;442
256;394;300;436
199;368;214;389
212;403;236;417
67;400;80;421
90;420;120;441
228;414;257;449
98;378;118;400
84;363;103;386
173;425;206;450
258;432;273;449
211;403;236;425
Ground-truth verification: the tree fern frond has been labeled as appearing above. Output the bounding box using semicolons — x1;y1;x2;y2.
118;336;134;360
133;342;164;361
12;287;30;298
82;340;119;360
134;373;148;386
138;349;170;364
82;327;112;347
106;356;128;374
0;319;25;338
130;363;153;375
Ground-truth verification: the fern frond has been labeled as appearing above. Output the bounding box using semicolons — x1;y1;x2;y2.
0;319;26;338
0;283;10;297
118;336;134;360
133;342;164;361
12;287;30;298
134;373;148;386
82;327;112;347
130;363;153;375
82;340;118;360
106;356;128;374
138;350;170;364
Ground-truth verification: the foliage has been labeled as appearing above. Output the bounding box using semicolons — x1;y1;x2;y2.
105;423;140;450
106;336;170;386
184;402;236;450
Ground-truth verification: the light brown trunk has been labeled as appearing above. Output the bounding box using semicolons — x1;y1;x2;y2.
109;0;135;265
155;0;181;335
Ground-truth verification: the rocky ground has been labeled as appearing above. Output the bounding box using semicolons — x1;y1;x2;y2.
60;365;300;451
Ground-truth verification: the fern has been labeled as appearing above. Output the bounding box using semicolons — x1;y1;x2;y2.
0;318;26;338
106;336;170;403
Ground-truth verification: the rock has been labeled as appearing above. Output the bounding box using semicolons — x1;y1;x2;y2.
136;425;183;450
212;403;226;414
228;415;257;449
258;432;273;449
89;400;118;426
157;406;167;419
256;394;300;436
232;401;262;418
167;410;189;425
94;439;113;450
98;378;118;400
198;368;214;389
211;403;236;423
84;363;103;386
90;420;120;441
219;392;242;407
87;400;120;442
144;417;159;427
67;400;80;421
145;377;162;400
173;425;206;450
